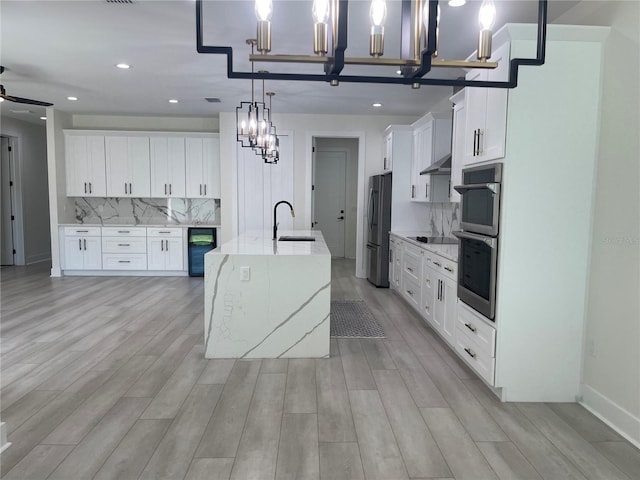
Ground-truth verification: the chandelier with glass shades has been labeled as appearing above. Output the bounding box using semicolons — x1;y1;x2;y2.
196;0;548;89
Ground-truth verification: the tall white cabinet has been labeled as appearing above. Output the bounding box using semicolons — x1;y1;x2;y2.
65;135;107;197
186;137;220;198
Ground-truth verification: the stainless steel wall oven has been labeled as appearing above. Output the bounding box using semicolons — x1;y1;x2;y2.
453;163;502;320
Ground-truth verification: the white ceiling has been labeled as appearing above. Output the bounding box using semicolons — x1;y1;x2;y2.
0;0;579;124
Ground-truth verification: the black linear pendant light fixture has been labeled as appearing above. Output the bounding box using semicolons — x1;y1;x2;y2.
196;0;548;90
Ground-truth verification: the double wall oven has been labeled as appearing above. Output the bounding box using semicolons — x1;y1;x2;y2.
453;163;502;320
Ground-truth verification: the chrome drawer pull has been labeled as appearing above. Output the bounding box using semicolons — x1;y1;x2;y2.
76;230;88;233
464;323;477;333
117;244;130;247
118;260;131;263
407;267;413;272
444;266;453;273
117;231;130;234
434;261;442;267
464;347;476;359
406;290;413;296
159;231;171;234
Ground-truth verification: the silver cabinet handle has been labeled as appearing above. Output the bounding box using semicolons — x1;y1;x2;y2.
407;267;413;273
411;185;415;198
204;184;207;196
83;239;87;250
129;183;132;194
76;230;88;233
164;184;167;195
118;260;131;263
169;184;172;195
117;230;130;234
448;180;451;198
425;183;428;199
444;266;453;273
434;261;442;267
464;323;477;333
161;240;164;251
79;239;82;250
159;231;171;234
117;243;130;247
406;290;413;296
464;347;477;359
165;240;169;251
84;182;87;194
477;130;484;154
199;184;202;195
125;182;128;194
89;182;92;194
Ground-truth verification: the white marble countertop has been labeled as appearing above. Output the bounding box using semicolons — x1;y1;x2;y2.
59;223;220;228
213;230;331;256
390;231;459;263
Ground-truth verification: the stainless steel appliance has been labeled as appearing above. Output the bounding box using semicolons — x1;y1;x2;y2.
188;227;216;277
453;163;502;320
454;163;502;236
366;173;392;287
409;236;457;245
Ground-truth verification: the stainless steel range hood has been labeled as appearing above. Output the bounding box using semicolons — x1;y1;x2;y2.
419;154;451;175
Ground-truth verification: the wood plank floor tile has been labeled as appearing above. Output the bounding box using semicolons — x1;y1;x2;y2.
547;403;624;442
373;370;451;478
463;379;588;480
0;363;38;389
93;419;172;480
260;358;289;374
516;403;630;480
421;407;499;480
360;339;396;370
230;373;286;480
140;345;207;419
1;444;74;480
592;441;640;479
284;358;317;414
185;458;235;480
42;355;157;445
139;384;223;480
349;389;409;480
276;413;320;480
195;359;262;458
1;390;59;435
338;339;376;391
319;442;365;480
47;397;150;480
316;357;357;443
476;441;543;480
198;358;236;384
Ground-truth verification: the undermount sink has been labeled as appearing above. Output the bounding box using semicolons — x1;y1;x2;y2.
278;236;316;242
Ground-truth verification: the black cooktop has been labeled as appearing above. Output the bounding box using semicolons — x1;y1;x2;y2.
409;236;458;245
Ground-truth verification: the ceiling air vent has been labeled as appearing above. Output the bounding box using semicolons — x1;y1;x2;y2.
106;0;133;4
205;98;221;103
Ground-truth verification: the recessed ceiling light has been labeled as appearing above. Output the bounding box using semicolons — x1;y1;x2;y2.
116;63;131;69
396;70;402;75
40;116;47;120
168;99;179;104
448;0;466;6
0;98;4;103
67;96;78;101
372;103;383;107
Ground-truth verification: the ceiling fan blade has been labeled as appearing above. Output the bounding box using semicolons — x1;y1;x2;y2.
4;95;53;107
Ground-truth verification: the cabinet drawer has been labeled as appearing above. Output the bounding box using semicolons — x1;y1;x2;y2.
102;254;147;270
455;332;495;385
147;227;183;237
401;274;421;311
429;255;457;282
456;302;496;357
101;227;147;237
403;244;422;281
102;237;147;254
64;226;101;237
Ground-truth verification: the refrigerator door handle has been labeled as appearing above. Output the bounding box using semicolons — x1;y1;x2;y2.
368;187;374;232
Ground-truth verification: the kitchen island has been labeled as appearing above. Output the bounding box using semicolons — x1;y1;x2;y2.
204;230;331;358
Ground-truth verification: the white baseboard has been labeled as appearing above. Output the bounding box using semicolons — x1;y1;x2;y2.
580;384;640;448
0;422;10;454
61;270;189;277
26;253;51;265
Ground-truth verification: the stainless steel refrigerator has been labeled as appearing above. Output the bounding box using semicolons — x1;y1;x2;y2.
366;173;392;287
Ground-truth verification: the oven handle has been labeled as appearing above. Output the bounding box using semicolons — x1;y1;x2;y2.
453;183;500;195
452;230;498;248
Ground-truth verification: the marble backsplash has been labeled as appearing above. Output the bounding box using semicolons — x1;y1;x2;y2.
427;202;460;237
73;198;220;225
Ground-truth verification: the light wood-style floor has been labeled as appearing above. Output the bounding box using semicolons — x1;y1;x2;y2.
1;260;639;480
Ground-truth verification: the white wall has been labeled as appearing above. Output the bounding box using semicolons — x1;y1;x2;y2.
556;1;640;445
219;112;418;276
315;138;359;259
71;115;218;132
1;116;51;264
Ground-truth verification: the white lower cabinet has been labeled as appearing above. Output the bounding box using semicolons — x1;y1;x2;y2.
102;227;147;271
423;252;457;347
147;228;183;271
63;227;102;270
455;301;496;385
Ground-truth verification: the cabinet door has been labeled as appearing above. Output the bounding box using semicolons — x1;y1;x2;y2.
86;136;107;197
482;42;510;161
463;70;488;166
422;266;436;326
202;137;220;198
410;129;422;201
417;123;433;202
105;136;129;197
383;133;393;171
65;135;89;196
127;137;150;197
433;278;445;330
64;237;85;269
450;101;466;202
441;276;457;346
185;137;204;197
167;137;186;198
83;237;102;270
147;238;165;270
165;238;184;271
150;137;170;197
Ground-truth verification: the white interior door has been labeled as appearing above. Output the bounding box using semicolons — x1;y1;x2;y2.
314;150;346;257
1;137;14;265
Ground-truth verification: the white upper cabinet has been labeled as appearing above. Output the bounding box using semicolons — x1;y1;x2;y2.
105;136;151;197
186;136;220;198
150;137;187;198
383;131;393;171
410;112;452;203
449;89;466;202
65;134;107;197
463;42;510;165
